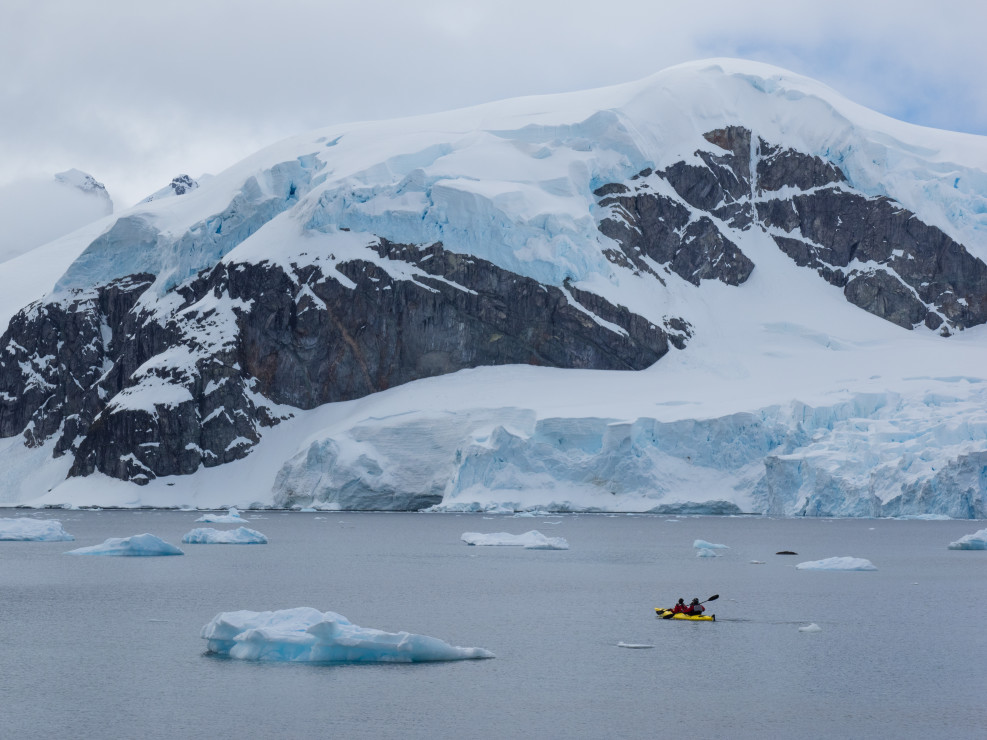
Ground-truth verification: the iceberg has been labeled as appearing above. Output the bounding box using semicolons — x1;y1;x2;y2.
947;528;987;550
201;607;494;663
696;548;721;558
795;556;877;571
460;530;569;550
196;508;244;523
693;539;729;549
0;517;74;541
64;533;184;556
182;527;268;544
799;623;823;633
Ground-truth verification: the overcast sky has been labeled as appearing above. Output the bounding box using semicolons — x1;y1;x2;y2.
2;0;985;208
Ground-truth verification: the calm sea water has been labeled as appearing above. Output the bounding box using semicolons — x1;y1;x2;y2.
1;511;985;739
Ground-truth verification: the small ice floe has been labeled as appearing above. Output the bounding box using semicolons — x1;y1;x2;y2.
461;531;569;550
750;560;766;564
617;642;654;649
947;528;987;550
196;508;244;524
201;607;494;662
182;527;268;545
795;556;876;571
697;548;721;558
694;539;729;549
513;510;552;518
799;623;823;633
0;517;75;542
65;533;184;556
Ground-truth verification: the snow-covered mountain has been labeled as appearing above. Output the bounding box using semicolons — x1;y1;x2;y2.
1;59;986;516
0;169;113;266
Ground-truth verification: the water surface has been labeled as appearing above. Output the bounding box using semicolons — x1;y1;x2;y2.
1;512;984;739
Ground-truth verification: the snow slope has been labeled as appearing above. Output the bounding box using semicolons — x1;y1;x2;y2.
1;59;986;515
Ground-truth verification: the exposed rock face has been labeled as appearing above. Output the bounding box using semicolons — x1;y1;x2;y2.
0;239;676;483
594;127;987;331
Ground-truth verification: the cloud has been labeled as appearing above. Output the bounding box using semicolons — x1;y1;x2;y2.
1;0;985;207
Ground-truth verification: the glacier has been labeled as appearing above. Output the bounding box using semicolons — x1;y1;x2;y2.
200;607;494;662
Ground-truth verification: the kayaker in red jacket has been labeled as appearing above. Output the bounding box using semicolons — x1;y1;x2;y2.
685;598;705;615
671;598;688;614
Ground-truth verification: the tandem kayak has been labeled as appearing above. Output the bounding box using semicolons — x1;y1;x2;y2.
655;608;715;621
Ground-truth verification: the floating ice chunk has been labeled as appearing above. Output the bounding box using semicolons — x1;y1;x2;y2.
799;623;823;632
947;528;987;550
201;607;494;663
196;508;244;523
750;560;766;564
697;548;721;558
513;510;553;518
461;530;569;549
694;539;729;549
0;517;75;541
617;642;654;649
795;556;876;571
65;533;184;556
182;527;268;544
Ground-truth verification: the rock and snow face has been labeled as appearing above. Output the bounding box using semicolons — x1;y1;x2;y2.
201;607;494;662
0;59;986;515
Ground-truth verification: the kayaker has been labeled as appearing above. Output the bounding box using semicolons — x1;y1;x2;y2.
671;598;688;614
685;598;705;616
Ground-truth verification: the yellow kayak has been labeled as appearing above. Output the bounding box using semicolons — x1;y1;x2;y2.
655;608;715;621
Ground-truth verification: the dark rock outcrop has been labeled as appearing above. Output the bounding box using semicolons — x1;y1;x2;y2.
1;239;678;483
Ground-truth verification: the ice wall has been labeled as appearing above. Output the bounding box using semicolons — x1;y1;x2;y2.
272;385;987;517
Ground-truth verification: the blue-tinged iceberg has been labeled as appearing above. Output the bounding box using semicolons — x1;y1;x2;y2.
0;517;74;541
947;528;987;550
201;607;494;663
795;556;877;571
182;526;268;544
195;508;245;524
694;539;729;549
461;530;569;550
64;533;184;556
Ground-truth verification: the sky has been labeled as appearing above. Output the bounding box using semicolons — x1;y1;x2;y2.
1;0;985;209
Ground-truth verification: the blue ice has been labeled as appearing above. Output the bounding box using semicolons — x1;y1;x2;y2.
64;533;184;556
201;607;494;662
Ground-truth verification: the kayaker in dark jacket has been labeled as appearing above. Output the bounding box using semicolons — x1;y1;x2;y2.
686;598;705;615
671;598;688;614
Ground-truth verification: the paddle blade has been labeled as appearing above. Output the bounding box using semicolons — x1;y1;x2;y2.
706;594;719;602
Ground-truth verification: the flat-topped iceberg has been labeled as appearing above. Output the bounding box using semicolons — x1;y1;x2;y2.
795;556;876;571
65;533;184;556
947;528;987;550
196;508;245;524
182;527;268;544
201;607;494;663
694;539;729;549
461;530;569;550
0;517;74;541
